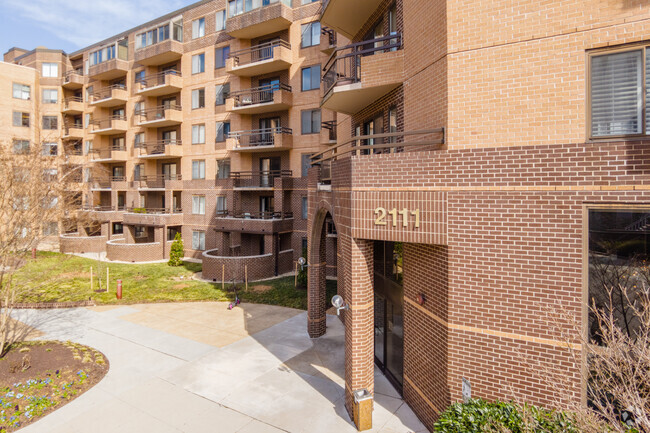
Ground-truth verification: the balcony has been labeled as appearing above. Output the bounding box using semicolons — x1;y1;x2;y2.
79;205;126;222
136;105;183;128
226;1;292;39
214;210;293;234
134;39;183;66
89;177;125;191
321;120;337;144
320;27;337;56
227;40;292;77
62;97;84;115
320;0;384;39
123;208;183;226
230;170;292;189
90;115;128;135
135;71;182;97
89;146;128;162
88;58;129;80
227;83;292;114
62;124;84;140
322;35;404;115
63;71;85;89
135;140;183;159
228;127;293;152
89;85;128;107
132;175;183;191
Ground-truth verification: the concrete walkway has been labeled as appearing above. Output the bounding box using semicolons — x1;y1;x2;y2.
11;303;426;433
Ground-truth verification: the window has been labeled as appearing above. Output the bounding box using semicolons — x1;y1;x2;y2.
13;140;30;154
301;109;321;134
191;88;205;109
302;0;318;3
301;22;321;48
192;231;206;250
192;53;205;74
215;46;230;69
217;196;227;214
192;18;205;39
42;63;59;77
301;153;313;177
192;124;206;144
42;116;58;130
84;113;91;128
89;43;117;66
192;196;206;215
192;160;206;179
302;197;308;219
112;222;123;235
135;20;181;49
590;48;650;137
43;222;59;236
13;112;29;127
216;10;227;31
216;122;231;142
301;65;320;91
42;142;58;156
217;159;231;179
135;70;145;84
134;164;143;181
215;83;230;105
43;168;58;183
134;133;144;147
167;227;180;241
13;83;30;100
42;88;58;104
135;226;147;238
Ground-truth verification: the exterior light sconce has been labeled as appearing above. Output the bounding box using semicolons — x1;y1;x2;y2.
416;294;425;305
331;295;350;316
298;257;308;271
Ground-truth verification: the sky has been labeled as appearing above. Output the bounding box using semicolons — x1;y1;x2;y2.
0;0;193;57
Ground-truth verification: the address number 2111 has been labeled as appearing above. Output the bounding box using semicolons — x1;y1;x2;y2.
374;208;421;228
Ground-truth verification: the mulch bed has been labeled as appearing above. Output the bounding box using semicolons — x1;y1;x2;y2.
0;341;109;432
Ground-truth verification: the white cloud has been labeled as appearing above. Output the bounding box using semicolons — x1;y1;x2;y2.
4;0;189;50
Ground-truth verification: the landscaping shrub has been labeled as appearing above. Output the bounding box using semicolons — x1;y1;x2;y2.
168;233;184;267
433;399;579;433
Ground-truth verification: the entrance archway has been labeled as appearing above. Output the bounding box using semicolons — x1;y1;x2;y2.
307;204;335;338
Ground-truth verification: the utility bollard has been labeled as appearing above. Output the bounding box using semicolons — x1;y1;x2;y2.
116;279;122;300
31;248;36;259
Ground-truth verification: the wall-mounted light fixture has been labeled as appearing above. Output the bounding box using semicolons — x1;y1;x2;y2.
298;257;308;271
331;295;350;316
416;294;425;305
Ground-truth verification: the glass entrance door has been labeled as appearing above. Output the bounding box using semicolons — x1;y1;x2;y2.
374;241;404;393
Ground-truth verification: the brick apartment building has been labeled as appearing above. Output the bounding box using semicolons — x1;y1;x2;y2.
307;0;650;431
3;0;341;281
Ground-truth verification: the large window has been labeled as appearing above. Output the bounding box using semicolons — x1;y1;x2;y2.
215;83;230;105
192;231;206;250
301;109;321;134
42;142;58;156
301;22;321;48
191;88;205;109
192;17;205;39
192;160;206;179
590;48;650;137
42;89;58;104
89;40;128;66
228;0;289;18
42;116;58;130
135;18;182;49
301;65;320;91
217;158;231;179
215;46;230;69
216;10;227;31
302;197;308;219
301;153;313;177
13;83;30;100
192;53;205;74
192;196;206;215
13;112;29;127
12;140;30;155
217;196;227;214
42;63;59;77
192;124;206;144
216;122;231;142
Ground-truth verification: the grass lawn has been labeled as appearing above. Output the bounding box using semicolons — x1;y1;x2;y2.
11;252;337;310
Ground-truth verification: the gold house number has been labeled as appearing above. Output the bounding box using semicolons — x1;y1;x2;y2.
374;208;421;228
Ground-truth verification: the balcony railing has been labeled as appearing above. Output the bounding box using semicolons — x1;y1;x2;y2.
89;84;127;102
63;123;84;137
230;83;291;107
216;210;293;220
63;96;83;109
137;70;181;89
311;129;445;183
228;127;292;149
81;205;126;212
322;26;337;47
90;115;127;131
132;174;182;189
64;70;84;83
125;207;182;215
229;170;292;188
322;121;337;142
322;34;402;96
229;39;290;67
135;105;182;123
135;139;182;156
89;145;126;160
89;177;125;189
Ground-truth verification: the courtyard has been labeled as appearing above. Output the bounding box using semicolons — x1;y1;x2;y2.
9;303;425;433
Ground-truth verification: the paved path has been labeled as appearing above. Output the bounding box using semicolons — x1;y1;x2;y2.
11;303;426;433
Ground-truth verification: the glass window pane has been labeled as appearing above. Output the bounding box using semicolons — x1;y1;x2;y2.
302;68;311;91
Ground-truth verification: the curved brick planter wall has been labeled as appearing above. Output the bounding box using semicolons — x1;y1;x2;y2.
202;250;274;282
59;234;107;254
106;239;164;262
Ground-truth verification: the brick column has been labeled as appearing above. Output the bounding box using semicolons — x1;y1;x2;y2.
345;238;374;429
308;219;327;338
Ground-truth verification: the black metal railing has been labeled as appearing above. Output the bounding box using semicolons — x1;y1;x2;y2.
90;115;127;131
228;170;293;188
322;120;337;142
322;26;337;47
89;84;127;102
229;39;291;67
135;139;182;156
131;174;182;189
230;83;291;107
311;129;445;183
322;34;402;96
125;207;182;214
136;105;182;123
63;96;83;109
216;210;293;220
228;127;292;149
137;70;181;89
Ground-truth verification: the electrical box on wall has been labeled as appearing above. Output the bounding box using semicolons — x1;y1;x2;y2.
462;378;471;402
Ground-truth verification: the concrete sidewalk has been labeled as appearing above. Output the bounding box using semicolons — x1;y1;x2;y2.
11;303;426;433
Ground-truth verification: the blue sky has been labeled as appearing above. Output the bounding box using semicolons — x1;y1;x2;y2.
1;0;192;56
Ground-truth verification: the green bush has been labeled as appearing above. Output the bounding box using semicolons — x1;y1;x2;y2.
132;207;146;214
434;399;579;433
168;233;184;267
297;247;308;288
